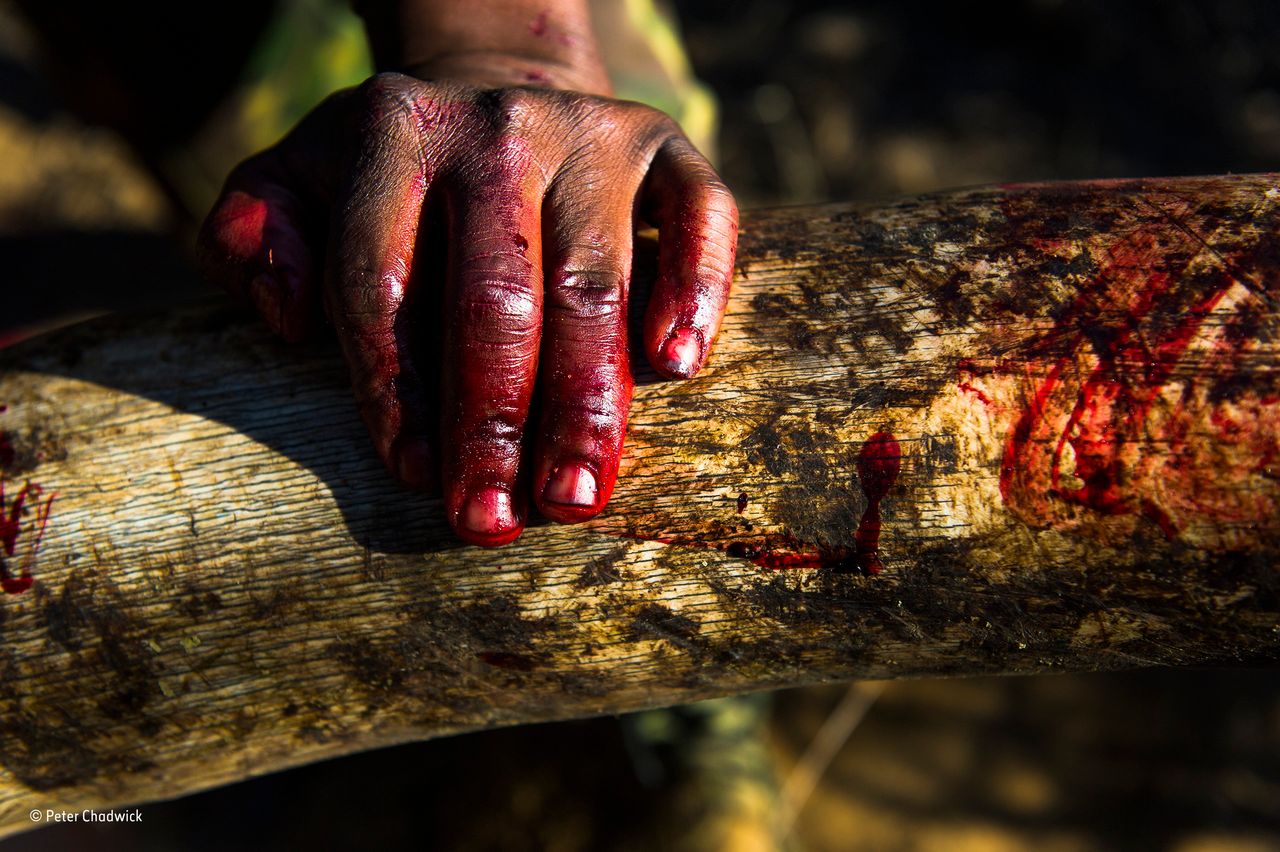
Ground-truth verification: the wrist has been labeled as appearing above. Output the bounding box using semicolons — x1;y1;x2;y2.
357;0;612;95
404;49;611;94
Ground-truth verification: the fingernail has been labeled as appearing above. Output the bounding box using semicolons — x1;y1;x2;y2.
396;437;436;489
461;486;518;536
658;327;704;378
543;462;598;507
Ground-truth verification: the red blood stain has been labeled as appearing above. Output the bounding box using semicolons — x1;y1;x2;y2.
524;69;549;84
853;432;901;575
0;575;32;595
630;531;875;574
209;192;268;261
614;436;902;576
0;479;54;594
956;361;995;407
634;531;848;572
999;232;1224;520
956;382;992;406
971;198;1278;541
753;546;847;571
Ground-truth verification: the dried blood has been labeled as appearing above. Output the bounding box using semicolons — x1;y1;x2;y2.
853;432;901;575
0;480;54;594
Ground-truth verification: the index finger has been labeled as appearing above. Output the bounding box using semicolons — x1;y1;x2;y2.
327;81;439;489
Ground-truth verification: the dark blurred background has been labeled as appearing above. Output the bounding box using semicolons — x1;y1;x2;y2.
2;0;1280;849
689;0;1280;204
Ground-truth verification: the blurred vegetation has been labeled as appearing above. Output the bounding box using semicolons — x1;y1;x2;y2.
678;0;1280;205
167;0;373;218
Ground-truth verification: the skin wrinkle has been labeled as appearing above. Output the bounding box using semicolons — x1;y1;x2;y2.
556;405;622;435
547;270;627;318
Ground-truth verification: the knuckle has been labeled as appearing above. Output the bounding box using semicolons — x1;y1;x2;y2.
472;88;537;137
678;180;739;248
573;101;674;164
358;71;414;105
693;179;738;217
454;277;540;343
357;73;425;139
636;107;681;142
547;380;631;437
330;283;403;346
461;411;525;459
337;262;406;320
565;96;617;134
492;87;537;126
547;266;626;319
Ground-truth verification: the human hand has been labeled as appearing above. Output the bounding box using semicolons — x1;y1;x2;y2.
198;69;736;546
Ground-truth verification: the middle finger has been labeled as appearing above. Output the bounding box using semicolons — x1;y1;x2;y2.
441;139;546;546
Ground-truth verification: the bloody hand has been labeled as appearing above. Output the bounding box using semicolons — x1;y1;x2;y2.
199;70;737;546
